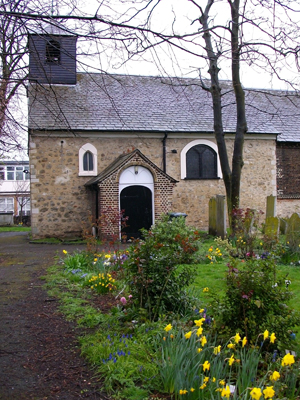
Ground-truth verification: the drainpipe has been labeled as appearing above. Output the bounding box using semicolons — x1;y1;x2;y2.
162;132;168;173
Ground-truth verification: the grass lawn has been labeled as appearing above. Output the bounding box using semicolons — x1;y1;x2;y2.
0;226;31;232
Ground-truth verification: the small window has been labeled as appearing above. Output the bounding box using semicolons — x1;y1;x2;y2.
186;145;217;179
79;143;97;176
83;151;94;171
46;39;61;63
7;166;14;180
16;166;24;180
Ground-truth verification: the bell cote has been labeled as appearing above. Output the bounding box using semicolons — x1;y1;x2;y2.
28;25;77;85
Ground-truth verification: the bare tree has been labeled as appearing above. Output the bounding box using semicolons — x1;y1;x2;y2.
13;179;30;223
1;0;300;229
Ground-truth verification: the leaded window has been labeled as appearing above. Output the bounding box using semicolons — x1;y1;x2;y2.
186;144;217;179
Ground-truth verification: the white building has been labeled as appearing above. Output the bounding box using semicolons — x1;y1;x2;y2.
0;161;30;225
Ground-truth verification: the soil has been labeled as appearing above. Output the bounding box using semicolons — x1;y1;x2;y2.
0;232;113;400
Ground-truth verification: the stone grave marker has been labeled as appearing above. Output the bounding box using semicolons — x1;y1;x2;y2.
209;197;217;236
266;195;277;218
265;216;279;239
286;213;300;249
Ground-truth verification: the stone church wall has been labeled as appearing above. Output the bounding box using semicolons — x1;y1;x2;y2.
29;133;277;238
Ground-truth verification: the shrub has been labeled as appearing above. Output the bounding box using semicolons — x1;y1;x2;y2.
124;215;200;320
212;255;300;349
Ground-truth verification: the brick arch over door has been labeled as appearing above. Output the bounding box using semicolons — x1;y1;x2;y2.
89;149;177;239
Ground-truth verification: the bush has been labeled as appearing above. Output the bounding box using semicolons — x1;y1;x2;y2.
124;215;200;320
212;254;300;349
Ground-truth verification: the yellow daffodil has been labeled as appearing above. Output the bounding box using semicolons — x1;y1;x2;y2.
197;347;203;353
281;353;295;367
203;287;209;292
214;345;221;355
228;354;235;366
263;386;275;399
164;324;172;332
234;333;241;343
190;387;195;392
179;389;188;395
242;336;247;347
250;387;262;400
270;371;280;381
203;360;210;372
212;377;216;382
63;249;68;254
200;383;207;390
227;343;235;349
219;380;226;386
199;308;205;313
263;330;269;340
196;327;203;336
194;318;205;327
270;333;276;343
221;385;231;398
185;331;192;339
200;336;207;346
204;376;210;383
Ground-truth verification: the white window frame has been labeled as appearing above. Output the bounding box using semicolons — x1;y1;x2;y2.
78;143;97;176
0;197;14;213
0;165;29;181
180;139;222;180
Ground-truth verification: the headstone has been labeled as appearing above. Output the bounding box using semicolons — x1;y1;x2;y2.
209;197;217;236
279;218;288;235
265;216;279;239
216;195;226;238
266;195;277;218
286;213;300;249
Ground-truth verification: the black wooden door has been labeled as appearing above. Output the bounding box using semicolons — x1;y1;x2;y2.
120;185;152;239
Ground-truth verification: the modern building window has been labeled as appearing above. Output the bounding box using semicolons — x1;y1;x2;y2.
0;165;29;181
46;39;61;63
83;151;94;171
181;139;222;180
79;144;97;176
186;145;217;179
0;197;14;213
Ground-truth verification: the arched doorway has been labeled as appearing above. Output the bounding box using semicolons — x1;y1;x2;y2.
119;166;154;239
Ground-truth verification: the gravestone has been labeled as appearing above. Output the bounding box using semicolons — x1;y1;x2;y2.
266;195;277;218
280;218;288;235
209;197;217;236
209;195;226;238
265;216;279;239
286;213;300;249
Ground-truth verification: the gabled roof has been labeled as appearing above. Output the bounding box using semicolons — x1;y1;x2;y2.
28;72;300;141
85;149;178;186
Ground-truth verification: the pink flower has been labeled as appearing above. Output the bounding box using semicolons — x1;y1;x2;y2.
120;297;127;305
128;295;133;299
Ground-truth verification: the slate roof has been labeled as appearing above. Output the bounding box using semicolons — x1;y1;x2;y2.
28;72;300;142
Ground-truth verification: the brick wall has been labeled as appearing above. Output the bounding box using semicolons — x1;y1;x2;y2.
277;142;300;199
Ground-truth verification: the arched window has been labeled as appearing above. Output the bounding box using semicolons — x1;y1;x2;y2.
181;139;222;180
46;39;61;63
186;145;217;179
83;151;94;171
79;143;97;176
